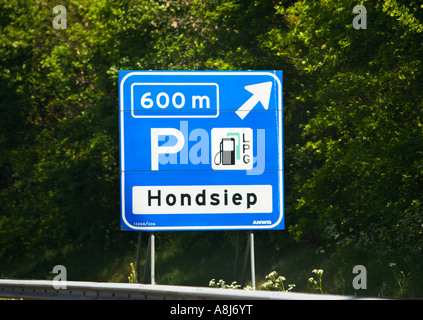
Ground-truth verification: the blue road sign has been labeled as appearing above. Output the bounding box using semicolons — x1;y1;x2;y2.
119;71;283;231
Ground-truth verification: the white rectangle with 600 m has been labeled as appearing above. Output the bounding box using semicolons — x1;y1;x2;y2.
132;185;272;214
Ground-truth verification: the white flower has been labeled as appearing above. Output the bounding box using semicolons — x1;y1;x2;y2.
278;276;286;282
266;271;278;279
312;269;323;275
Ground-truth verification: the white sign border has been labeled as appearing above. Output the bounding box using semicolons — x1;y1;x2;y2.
119;71;283;231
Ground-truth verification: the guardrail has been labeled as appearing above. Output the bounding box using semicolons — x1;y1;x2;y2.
0;279;368;300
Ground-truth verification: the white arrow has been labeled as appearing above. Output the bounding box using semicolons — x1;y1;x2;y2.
235;81;273;120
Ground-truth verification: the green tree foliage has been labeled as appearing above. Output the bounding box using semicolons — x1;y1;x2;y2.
265;0;423;295
0;0;422;296
272;0;423;256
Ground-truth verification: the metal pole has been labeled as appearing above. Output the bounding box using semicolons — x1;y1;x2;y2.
240;234;250;288
150;232;155;285
250;231;256;290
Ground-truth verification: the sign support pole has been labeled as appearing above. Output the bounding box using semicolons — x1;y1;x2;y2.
240;234;250;287
250;231;256;290
150;232;155;285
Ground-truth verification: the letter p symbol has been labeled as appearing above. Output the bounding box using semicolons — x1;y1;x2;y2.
151;128;185;171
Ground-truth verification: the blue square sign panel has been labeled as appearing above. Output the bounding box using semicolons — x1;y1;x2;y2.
119;71;283;231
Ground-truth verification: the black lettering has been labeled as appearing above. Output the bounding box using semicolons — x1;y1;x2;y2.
243;154;250;164
181;193;191;206
247;193;257;209
242;133;250;143
148;190;161;206
232;193;242;205
166;194;176;206
224;189;228;205
210;193;220;205
243;144;250;153
196;189;206;206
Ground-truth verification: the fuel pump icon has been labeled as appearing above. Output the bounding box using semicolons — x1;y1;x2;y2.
211;128;253;171
214;138;236;165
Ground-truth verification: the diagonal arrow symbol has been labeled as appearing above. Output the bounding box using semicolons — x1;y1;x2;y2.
235;81;273;120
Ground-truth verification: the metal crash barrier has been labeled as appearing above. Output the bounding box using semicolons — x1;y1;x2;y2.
0;279;368;300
